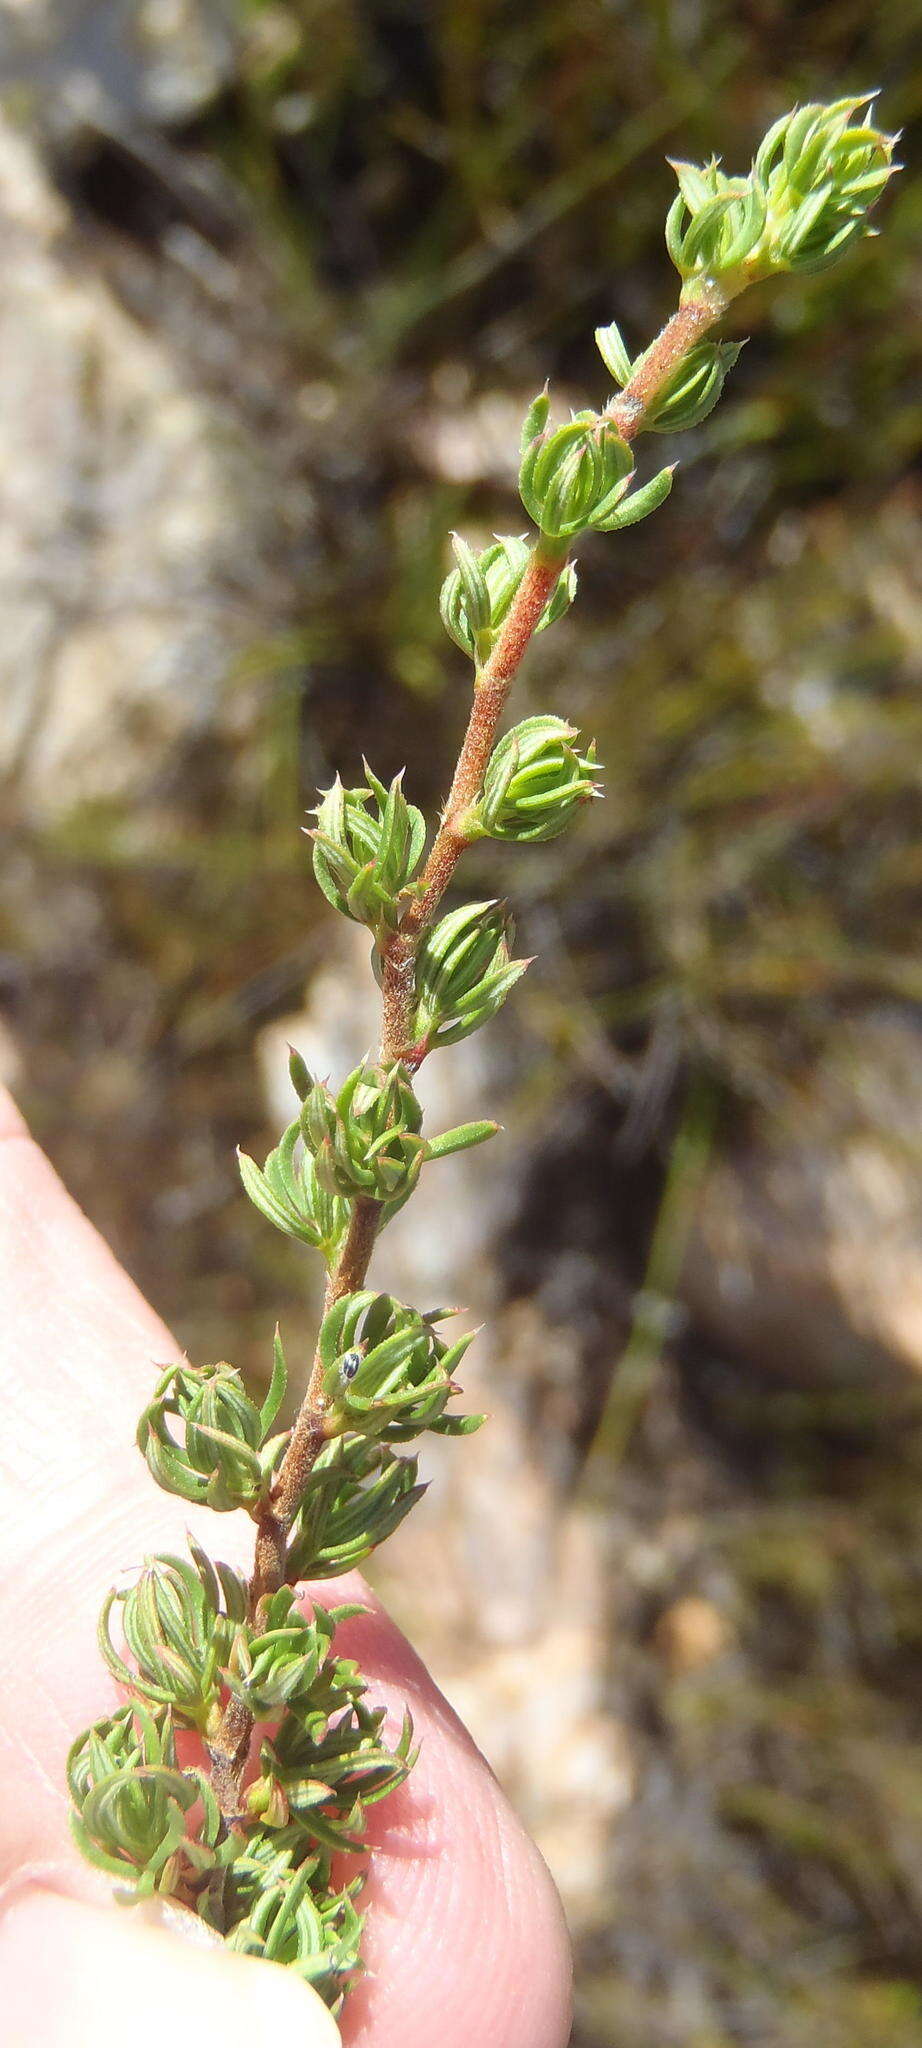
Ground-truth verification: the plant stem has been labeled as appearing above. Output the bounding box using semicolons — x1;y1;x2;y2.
379;292;725;1067
206;1699;253;1824
265;285;724;1574
208;282;727;1815
250;1195;382;1601
211;1196;383;1808
275;1196;381;1509
608;289;726;435
380;541;569;1062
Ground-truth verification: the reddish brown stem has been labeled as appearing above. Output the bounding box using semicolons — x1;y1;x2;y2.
209;285;728;1816
380;543;568;1062
255;1194;381;1566
212;1196;382;1805
608;290;726;438
253;288;730;1580
379;296;727;1066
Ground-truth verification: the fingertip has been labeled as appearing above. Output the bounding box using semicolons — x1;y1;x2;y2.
0;1085;27;1141
0;1889;342;2048
318;1598;573;2048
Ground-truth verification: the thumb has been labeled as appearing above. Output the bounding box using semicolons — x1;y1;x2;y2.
0;1889;342;2047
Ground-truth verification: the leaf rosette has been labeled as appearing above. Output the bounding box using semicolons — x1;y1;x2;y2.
440;532;576;663
473;714;600;843
310;765;426;934
137;1355;288;1513
67;1704;228;1897
666;98;897;299
754;96;897;275
98;1543;248;1730
519;396;673;541
412;899;527;1050
316;1289;483;1442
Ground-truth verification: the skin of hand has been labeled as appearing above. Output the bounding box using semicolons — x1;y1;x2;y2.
0;1087;573;2048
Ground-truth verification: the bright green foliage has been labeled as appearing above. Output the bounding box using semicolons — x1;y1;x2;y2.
665;162;768;295
250;1695;415;1846
754;96;897;274
297;1060;426;1206
212;1679;414;1992
519;405;673;540
667;95;897;298
212;1834;366;1996
238;1120;350;1262
67;95;897;2011
310;765;425;933
289;1056;498;1205
412;899;527;1048
68;1704;232;1897
440;533;576;662
71;1634;414;1999
474;715;600;844
238;1082;351;1265
239;1053;498;1254
222;1848;365;1992
225;1590;355;1718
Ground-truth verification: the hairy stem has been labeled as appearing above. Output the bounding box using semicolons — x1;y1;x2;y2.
608;289;726;435
259;286;725;1589
209;282;726;1815
379;292;726;1066
211;1196;382;1807
250;1195;382;1602
381;541;569;1061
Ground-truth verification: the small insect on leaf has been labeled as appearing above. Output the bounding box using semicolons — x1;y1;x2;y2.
340;1351;362;1383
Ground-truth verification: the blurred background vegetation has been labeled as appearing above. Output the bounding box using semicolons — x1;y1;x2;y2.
1;2;921;2041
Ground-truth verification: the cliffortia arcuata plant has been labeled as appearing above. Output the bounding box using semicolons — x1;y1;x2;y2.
68;98;897;2008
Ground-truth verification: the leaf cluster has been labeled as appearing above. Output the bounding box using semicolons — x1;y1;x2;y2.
666;96;897;298
137;1354;288;1513
240;1053;498;1262
440;532;576;664
310;765;426;935
71;1584;414;2001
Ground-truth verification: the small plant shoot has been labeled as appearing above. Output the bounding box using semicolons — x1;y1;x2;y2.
67;98;897;2009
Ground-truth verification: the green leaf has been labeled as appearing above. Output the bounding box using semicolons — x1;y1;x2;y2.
520;387;550;450
594;319;634;386
260;1328;289;1438
425;1120;500;1161
594;463;675;532
668;156;716;212
288;1047;312;1101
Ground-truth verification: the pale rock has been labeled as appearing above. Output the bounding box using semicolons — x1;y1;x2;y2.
653;1595;730;1675
682;1012;922;1383
0;112;305;821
